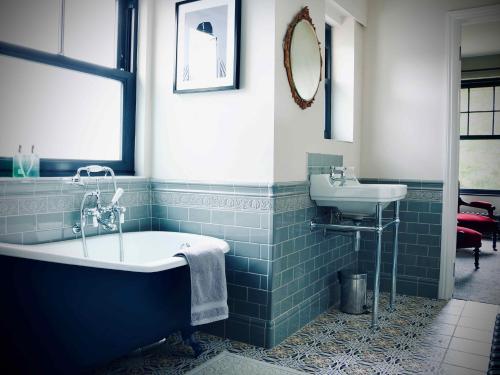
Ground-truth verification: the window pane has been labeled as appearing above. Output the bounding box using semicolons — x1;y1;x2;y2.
469;87;493;112
64;0;118;68
0;0;60;53
460;89;468;112
468;112;493;135
460;113;468;135
460;139;500;190
0;55;122;160
495;114;500;135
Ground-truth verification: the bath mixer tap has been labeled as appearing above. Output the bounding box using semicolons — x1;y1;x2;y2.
75;190;125;232
94;189;126;231
71;166;126;261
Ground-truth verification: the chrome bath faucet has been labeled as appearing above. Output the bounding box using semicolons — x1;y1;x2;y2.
70;165;126;261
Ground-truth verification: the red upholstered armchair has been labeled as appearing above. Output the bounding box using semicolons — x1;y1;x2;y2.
459;197;496;218
457;196;497;251
457;226;482;269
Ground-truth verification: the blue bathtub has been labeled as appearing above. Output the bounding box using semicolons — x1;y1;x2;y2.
0;231;229;374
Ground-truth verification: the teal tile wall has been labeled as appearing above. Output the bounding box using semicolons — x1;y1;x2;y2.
0;178;151;244
358;179;443;298
151;180;274;347
150;172;355;348
269;200;356;346
307;152;343;176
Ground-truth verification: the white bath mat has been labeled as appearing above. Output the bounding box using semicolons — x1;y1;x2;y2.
185;351;306;375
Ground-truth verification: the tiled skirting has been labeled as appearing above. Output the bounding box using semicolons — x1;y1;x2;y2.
358;178;443;298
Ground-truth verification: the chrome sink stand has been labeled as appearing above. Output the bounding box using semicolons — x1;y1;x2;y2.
310;200;401;329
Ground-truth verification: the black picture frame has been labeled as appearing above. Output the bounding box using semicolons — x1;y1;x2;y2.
174;0;241;93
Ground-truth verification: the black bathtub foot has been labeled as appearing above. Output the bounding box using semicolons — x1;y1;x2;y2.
181;329;203;357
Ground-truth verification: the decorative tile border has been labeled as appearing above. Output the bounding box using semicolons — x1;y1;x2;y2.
406;189;443;202
274;193;315;213
151;180;312;213
152;191;273;212
151;179;309;198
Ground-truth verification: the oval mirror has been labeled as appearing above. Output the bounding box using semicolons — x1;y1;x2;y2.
284;7;322;109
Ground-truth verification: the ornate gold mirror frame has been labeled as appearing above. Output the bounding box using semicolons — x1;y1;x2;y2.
283;7;322;110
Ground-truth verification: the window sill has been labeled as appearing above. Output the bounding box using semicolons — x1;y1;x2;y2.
460;188;500;196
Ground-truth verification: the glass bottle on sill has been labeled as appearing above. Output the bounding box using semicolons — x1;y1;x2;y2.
12;145;25;178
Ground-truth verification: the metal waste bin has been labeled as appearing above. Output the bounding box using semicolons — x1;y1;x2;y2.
340;270;368;314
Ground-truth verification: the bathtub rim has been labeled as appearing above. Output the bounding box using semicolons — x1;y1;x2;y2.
0;231;230;273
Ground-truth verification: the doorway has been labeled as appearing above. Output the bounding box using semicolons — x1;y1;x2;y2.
441;4;500;301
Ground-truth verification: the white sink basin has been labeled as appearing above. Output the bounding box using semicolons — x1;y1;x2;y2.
310;174;407;218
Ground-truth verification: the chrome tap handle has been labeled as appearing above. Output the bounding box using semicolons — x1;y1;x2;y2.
111;188;124;205
120;208;126;224
330;166;346;178
114;205;126;224
85;165;108;174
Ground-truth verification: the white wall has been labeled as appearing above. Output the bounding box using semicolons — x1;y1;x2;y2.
462;21;500;57
330;0;368;26
146;0;364;183
149;0;275;183
360;0;500;181
273;0;364;182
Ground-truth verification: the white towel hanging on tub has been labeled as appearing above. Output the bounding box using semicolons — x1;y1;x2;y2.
175;243;229;326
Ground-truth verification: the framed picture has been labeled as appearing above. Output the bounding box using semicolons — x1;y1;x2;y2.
174;0;241;93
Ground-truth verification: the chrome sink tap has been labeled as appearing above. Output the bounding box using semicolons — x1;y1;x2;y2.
329;166;358;186
330;166;347;185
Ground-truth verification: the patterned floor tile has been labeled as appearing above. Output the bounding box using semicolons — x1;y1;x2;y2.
93;294;465;375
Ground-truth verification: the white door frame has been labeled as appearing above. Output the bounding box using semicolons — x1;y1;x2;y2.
440;4;500;299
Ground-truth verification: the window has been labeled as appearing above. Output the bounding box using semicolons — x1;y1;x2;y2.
324;17;357;143
0;0;138;176
459;78;500;192
324;23;332;139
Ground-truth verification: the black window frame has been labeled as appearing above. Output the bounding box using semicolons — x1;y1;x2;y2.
0;0;138;177
459;77;500;195
324;23;332;140
460;78;500;140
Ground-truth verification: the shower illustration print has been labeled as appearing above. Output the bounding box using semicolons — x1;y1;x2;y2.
174;0;240;93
